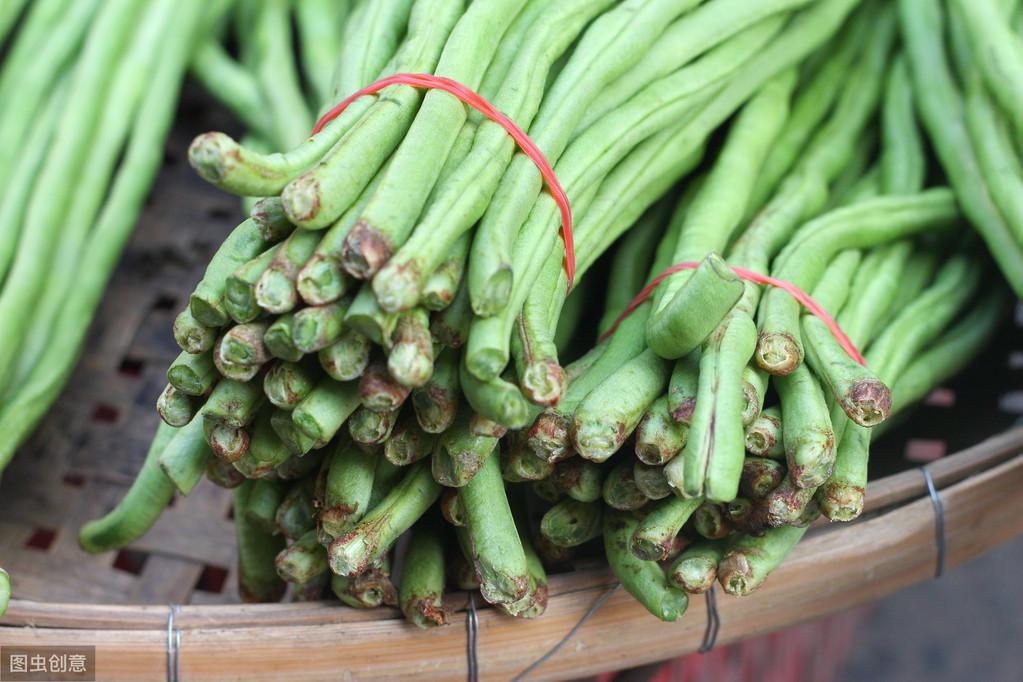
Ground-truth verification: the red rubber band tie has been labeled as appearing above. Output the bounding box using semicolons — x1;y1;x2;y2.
602;262;868;367
312;73;576;292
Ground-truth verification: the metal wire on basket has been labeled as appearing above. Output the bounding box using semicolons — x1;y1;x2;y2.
698;586;721;654
920;466;947;578
166;604;181;682
511;582;622;681
466;591;479;682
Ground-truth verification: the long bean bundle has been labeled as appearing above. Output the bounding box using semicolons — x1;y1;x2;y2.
77;0;1013;628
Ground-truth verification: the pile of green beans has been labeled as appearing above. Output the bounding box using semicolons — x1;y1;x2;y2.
0;0;228;474
898;0;1023;298
78;0;1012;628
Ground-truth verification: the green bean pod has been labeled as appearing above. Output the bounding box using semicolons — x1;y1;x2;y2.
254;229;321;314
468;0;725;316
250;197;296;243
328;460;441;577
225;245;281;324
292;377;361;444
292;300;352;354
219;321;271;368
400;519;450;628
157;384;195;428
80;422;178;553
573;349;671;463
319;329;372;381
740;457;786;500
348;406;398;446
776;363;836;488
173;308;216;355
904;1;1023;296
634;395;689;465
204;420;249;463
458;451;529;605
270;407;320;456
187;121;353;197
411;346;459;433
744;406;784;459
602;460;649;512
747;8;870;211
540;499;603;548
263;360;319;411
276;479;318;541
471;413;506;437
717;525;807;596
667;542;726;594
336;0;528;272
332;558;398;609
384;413;439;467
167;350;218;397
0;568;9;615
667;352;700;424
244;479;285;535
881;55;926;195
801;250;892;427
440;488;466;528
275;530;328;584
388;308;434;388
432;409;499;487
295;160;387;306
630;496;703;562
205;456;246;489
692;502;731;540
501;432;555;482
359;360;412;413
835;245;899;347
158;415;213;495
233;481;286;603
421;232;471;312
583;0;812;131
633;462;673;501
646;61;797;351
234;409;294;478
344;285;398;347
189;219;268;327
202;378;265;429
604;509;688;622
319;440;378;542
756;190;958;376
741;366;768;426
951;0;1023;142
816;424;869;522
264;314;304;363
755;475;817;528
549;457;603;503
372;0;615;313
672;314;756;501
501;533;549;619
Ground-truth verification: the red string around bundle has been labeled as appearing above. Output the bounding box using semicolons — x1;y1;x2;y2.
601;262;867;367
312;73;575;291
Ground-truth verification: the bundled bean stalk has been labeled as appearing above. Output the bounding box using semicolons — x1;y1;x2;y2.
80;0;1010;626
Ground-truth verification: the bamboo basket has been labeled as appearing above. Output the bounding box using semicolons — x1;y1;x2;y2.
1;88;1022;682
